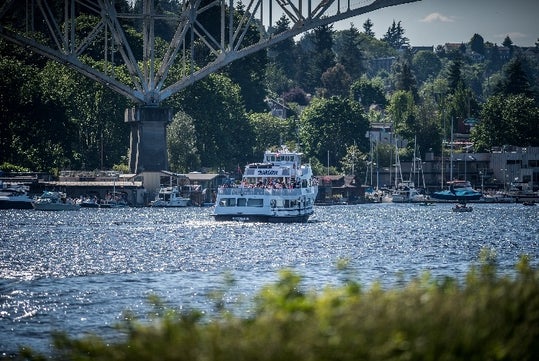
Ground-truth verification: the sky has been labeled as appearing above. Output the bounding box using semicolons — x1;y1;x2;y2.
332;0;539;47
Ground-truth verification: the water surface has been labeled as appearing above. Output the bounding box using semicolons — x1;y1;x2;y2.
1;203;538;354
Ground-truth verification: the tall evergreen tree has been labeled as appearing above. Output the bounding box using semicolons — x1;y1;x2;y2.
392;61;418;101
469;33;485;55
382;20;409;49
447;58;464;94
335;24;365;80
363;19;375;37
487;44;503;74
269;15;297;80
305;24;335;93
494;55;534;97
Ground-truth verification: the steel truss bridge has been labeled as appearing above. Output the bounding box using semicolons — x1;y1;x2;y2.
0;0;419;174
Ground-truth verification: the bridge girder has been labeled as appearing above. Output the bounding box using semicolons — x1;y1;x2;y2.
0;0;420;106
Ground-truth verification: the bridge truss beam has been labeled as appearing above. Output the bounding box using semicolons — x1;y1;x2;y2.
0;0;420;106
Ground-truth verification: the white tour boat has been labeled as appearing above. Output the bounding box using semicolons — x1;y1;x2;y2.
213;147;318;222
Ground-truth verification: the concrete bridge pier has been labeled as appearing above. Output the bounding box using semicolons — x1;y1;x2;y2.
125;106;172;201
125;106;172;174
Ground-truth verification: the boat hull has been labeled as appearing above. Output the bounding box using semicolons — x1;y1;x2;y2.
213;213;311;223
33;203;80;211
0;200;34;209
151;199;189;207
430;191;482;201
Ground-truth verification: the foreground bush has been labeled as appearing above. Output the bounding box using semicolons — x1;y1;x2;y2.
21;255;539;361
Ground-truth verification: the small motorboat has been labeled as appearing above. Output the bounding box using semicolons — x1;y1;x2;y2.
0;185;34;209
33;191;80;211
150;186;190;207
452;203;473;212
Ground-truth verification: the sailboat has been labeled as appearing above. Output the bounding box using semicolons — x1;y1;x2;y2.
431;118;482;203
390;137;427;203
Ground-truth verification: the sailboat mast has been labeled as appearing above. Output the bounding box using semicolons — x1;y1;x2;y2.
450;117;454;181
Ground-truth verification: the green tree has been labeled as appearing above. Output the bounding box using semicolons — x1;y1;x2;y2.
493;55;534;97
392;61;418;101
269;15;297;80
299;97;369;169
321;64;352;98
265;63;293;97
167;111;200;173
469;33;485;55
0;55;76;172
386;90;416;139
171;73;253;171
362;18;375;37
486;44;504;74
502;35;514;49
350;76;387;109
446;58;464;94
340;144;367;177
334;24;365;80
382;20;409;49
39;60;130;170
445;85;479;135
248;113;294;156
305;24;335;92
226;4;267;112
472;94;539;150
412;51;442;84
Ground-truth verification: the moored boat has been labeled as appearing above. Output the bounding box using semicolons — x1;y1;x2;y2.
32;191;80;211
213;147;318;222
390;181;428;203
431;180;482;202
0;185;34;209
77;196;100;208
150;186;190;207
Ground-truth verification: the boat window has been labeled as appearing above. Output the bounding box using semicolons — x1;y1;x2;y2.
219;198;236;207
247;198;263;207
237;198;246;206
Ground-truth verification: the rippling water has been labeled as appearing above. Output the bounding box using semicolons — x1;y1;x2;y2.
1;203;538;354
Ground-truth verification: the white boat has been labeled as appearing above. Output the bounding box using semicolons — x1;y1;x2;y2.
389;137;427;203
0;185;34;209
151;186;190;207
391;181;428;203
32;191;80;211
213;146;318;222
77;196;100;208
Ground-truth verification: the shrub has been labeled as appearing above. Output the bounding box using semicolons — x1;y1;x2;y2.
20;257;539;361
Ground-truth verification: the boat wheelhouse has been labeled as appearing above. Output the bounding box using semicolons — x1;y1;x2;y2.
150;186;190;207
213;147;318;222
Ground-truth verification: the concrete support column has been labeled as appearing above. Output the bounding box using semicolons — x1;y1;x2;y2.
125;106;172;173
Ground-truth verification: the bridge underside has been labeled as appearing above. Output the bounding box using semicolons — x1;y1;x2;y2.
0;0;420;174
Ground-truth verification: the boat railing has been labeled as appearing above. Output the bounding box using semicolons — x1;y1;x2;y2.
218;187;306;197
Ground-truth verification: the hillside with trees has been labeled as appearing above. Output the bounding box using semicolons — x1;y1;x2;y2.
1;0;538;179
